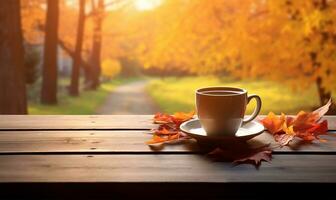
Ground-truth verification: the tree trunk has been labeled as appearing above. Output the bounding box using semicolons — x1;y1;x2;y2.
41;0;59;104
0;0;27;114
86;0;104;90
69;0;86;96
316;77;332;105
315;77;335;114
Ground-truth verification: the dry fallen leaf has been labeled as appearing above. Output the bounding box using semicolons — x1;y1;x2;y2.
208;144;272;168
173;111;195;125
233;150;272;167
147;111;194;145
261;99;332;146
259;112;286;134
313;99;332;121
153;113;174;124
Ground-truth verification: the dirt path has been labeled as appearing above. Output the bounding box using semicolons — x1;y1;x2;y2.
96;80;160;114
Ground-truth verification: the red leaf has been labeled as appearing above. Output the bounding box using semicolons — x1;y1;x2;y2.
292;111;318;132
296;120;328;141
308;120;328;135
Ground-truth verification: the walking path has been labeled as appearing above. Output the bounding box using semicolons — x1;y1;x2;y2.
96;80;160;114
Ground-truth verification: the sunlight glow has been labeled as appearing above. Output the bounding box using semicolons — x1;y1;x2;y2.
134;0;162;11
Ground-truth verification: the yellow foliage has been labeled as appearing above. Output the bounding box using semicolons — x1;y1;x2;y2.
21;0;336;95
101;59;121;78
130;0;336;94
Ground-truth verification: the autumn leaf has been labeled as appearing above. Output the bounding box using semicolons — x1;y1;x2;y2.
261;99;332;146
173;111;195;122
233;150;272;167
153;113;174;124
296;120;328;141
154;127;179;135
208;144;272;168
146;134;169;145
147;111;194;145
260;112;286;134
274;134;295;146
146;132;188;145
313;99;332;121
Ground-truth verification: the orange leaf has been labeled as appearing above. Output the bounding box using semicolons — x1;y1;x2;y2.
261;100;331;146
146;135;168;144
168;133;180;140
146;133;184;145
153;113;174;124
260;112;286;134
148;111;194;146
173;111;195;122
155;127;178;135
292;111;318;132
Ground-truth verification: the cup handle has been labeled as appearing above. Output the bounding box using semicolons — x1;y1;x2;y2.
242;94;262;124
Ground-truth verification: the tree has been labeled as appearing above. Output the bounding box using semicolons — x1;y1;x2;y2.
0;0;27;114
134;0;335;109
40;0;59;104
86;0;105;90
69;0;86;96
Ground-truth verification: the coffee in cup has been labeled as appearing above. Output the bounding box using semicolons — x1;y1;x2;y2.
196;87;261;136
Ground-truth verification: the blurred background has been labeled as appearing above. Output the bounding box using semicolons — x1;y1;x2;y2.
0;0;335;115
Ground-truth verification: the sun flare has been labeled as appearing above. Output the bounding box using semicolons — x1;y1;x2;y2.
134;0;162;11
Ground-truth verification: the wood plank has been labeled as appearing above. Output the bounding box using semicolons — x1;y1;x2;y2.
0;130;197;153
0;115;155;130
0;115;335;130
0;154;335;183
0;130;335;153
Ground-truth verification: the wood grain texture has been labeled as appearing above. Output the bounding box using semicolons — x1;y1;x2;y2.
0;130;197;153
0;154;335;183
0;115;155;130
0;115;335;130
0;130;335;154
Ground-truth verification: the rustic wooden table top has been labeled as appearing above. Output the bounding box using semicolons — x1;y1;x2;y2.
0;115;335;199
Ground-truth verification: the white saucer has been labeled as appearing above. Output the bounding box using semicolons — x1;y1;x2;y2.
180;119;265;142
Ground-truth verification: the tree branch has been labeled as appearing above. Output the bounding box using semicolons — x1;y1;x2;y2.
57;39;91;70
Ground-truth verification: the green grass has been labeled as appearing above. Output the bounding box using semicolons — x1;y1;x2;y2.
28;78;133;115
147;76;322;115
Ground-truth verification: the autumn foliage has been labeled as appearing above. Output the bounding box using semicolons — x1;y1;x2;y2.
261;99;331;146
146;111;195;145
134;0;336;105
2;0;335;113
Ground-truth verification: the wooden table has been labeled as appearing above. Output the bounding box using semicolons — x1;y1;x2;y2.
0;115;335;199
